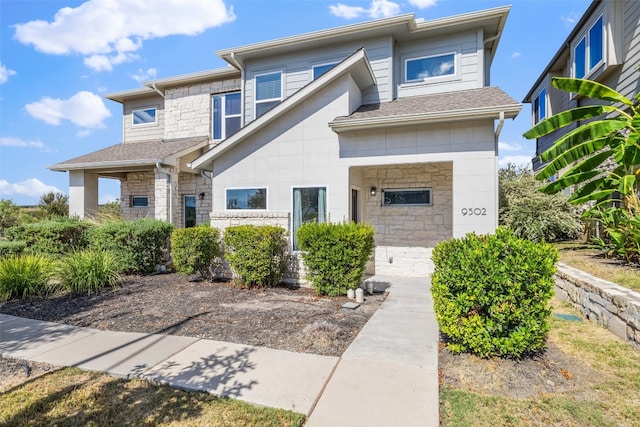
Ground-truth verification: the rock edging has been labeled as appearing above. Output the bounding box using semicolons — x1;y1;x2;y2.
555;262;640;349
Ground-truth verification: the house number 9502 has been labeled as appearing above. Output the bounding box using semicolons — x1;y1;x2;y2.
461;208;487;216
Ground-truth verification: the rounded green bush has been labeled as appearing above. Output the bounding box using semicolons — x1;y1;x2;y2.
0;254;55;301
171;226;222;279
223;225;288;288
0;240;27;258
431;228;558;358
54;250;122;295
297;222;375;296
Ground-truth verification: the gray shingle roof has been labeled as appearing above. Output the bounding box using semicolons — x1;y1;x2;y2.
333;86;520;122
48;137;208;171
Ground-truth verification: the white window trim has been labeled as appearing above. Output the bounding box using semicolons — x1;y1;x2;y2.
212;91;241;141
404;51;458;84
254;71;283;118
312;62;338;80
573;13;604;79
381;187;432;207
225;186;268;211
131;107;158;126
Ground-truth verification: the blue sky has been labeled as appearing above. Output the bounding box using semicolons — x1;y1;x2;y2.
0;0;591;206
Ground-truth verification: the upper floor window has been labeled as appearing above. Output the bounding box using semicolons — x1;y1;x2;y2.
405;53;455;82
533;88;546;123
313;63;337;79
212;92;241;140
132;108;156;126
574;15;603;78
255;72;282;118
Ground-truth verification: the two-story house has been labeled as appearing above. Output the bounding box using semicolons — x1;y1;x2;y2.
524;0;640;172
49;6;520;278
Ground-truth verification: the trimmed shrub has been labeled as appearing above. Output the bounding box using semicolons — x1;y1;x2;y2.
297;222;375;296
0;240;27;258
0;255;55;301
5;218;91;256
223;225;288;287
54;250;122;295
87;219;173;274
431;228;558;358
171;226;222;279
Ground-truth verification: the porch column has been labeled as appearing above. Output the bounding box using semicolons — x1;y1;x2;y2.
452;156;499;237
154;167;176;223
69;170;98;219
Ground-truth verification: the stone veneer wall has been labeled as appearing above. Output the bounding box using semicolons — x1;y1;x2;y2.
121;171;155;220
164;79;241;140
363;162;452;277
555;263;640;349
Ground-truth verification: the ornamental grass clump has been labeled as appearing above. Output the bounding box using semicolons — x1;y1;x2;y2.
297;222;375;296
54;250;122;295
0;254;55;301
171;226;222;280
431;228;558;358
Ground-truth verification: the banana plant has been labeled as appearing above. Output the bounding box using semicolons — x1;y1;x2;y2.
523;77;640;210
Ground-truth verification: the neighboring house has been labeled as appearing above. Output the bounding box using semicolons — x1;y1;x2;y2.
524;0;640;172
49;7;521;278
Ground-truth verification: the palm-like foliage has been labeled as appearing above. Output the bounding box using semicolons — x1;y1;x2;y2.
523;77;640;209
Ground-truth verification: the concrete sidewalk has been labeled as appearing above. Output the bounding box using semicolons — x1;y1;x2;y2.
0;275;439;425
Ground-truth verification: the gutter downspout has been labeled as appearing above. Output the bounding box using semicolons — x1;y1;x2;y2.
494;111;505;145
156;162;173;223
152;82;165;98
494;111;505;231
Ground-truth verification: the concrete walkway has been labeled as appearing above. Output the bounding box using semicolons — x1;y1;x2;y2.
0;275;439;426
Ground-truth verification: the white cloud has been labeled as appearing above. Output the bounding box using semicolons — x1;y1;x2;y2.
99;194;119;204
498;141;523;152
0;178;63;198
0;136;51;152
76;129;92;138
13;0;235;72
561;12;581;26
0;62;17;84
25;91;111;128
408;0;437;8
511;52;521;59
330;0;401;19
498;155;533;170
130;67;158;83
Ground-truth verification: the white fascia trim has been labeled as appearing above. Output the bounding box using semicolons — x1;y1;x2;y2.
329;104;522;133
190;49;375;170
144;67;240;91
104;87;157;103
216;14;415;62
413;5;510;33
47;159;165;172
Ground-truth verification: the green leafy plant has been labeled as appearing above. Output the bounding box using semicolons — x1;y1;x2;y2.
431;228;558;358
5;218;91;256
499;164;582;242
590;193;640;263
297;222;375;296
523;77;640;209
35;191;69;220
0;254;55;301
171;226;222;279
223;225;288;288
87;219;173;274
0;240;27;258
54;250;122;295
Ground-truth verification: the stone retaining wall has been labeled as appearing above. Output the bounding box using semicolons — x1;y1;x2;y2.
555;263;640;349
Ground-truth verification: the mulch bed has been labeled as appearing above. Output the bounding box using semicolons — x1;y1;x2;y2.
0;273;385;357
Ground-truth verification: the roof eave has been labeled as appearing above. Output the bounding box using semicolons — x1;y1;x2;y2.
329;104;522;133
47;159;165;172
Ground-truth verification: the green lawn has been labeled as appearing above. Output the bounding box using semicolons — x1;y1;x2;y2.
0;368;305;427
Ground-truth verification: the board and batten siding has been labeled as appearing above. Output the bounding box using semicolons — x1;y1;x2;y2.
395;30;483;98
122;96;164;143
610;0;640;101
242;36;393;124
